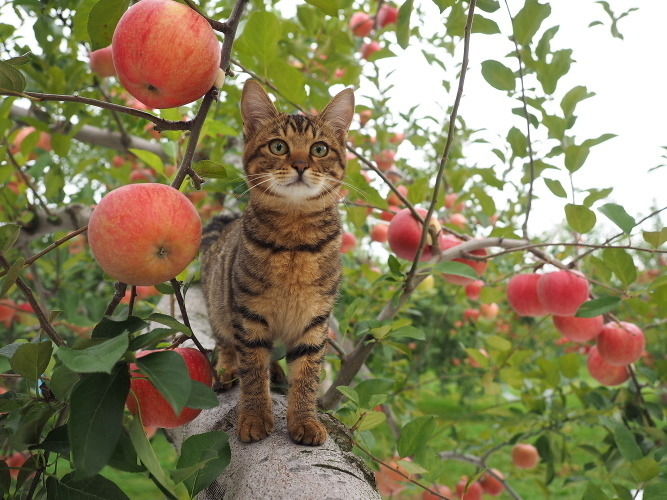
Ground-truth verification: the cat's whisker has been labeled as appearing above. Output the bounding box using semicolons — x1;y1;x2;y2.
235;176;276;199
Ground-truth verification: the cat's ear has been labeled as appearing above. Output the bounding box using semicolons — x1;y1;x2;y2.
240;80;279;133
319;88;355;138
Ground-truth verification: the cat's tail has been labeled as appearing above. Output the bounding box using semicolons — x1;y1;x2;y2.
200;213;240;252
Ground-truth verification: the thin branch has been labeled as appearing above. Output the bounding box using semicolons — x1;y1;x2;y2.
182;0;227;32
219;0;249;74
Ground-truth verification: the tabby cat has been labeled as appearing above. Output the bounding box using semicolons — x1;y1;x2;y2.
200;80;354;446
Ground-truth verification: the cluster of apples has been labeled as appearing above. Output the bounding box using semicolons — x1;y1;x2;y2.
506;271;645;386
88;0;221;109
349;3;399;60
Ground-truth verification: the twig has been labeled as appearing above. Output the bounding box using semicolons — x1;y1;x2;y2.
219;0;249;74
104;281;128;317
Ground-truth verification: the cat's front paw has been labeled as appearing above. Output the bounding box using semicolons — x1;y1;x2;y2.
237;410;274;443
288;417;327;446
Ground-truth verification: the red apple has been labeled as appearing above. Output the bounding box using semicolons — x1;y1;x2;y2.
112;0;221;109
121;286;161;304
340;232;357;253
455;477;483;500
370;223;389;243
479;302;499;320
511;443;539;469
0;300;16;328
360;40;381;60
389;132;405;144
358;109;372;126
479;468;504;496
506;273;549;317
349;12;373;36
463;308;480;322
439;236;487;285
380;205;399;222
89;46;116;77
10;127;52;157
553;314;603;343
126;348;212;428
386;184;407;206
388;207;442;261
423;484;454;500
87;183;202;285
537;270;589;316
3;452;30;480
375;458;410;497
596;321;645;366
465;280;484;301
374;149;396;171
587;345;630;386
447;213;467;229
377;4;399;27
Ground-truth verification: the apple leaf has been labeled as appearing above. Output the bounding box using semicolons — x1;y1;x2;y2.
128;148;164;173
642;228;667;248
575;296;621;318
561;85;595;118
565;203;596;233
128;416;177;496
582;187;613;208
87;0;130;51
602;248;637;286
135;350;191;415
396;0;414;49
175;431;231;497
68;364;129;478
185;380;218;410
56;333;129;374
432;0;457;13
563;143;590;173
434;261;479;281
0;256;24;298
357;410;387;431
512;0;551;45
46;472;130;500
147;312;192;336
0;223;21;253
193;160;228;179
304;0;339;16
128;328;178;351
92;316;148;339
10;341;53;382
630;456;660;483
543;178;567;198
472;15;501;35
598;203;636;234
0;60;26;94
481;60;515;92
398;415;436;457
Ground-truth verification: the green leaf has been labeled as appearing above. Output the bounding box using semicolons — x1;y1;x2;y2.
49;364;80;401
396;0;414;49
543;178;567;198
480;60;515;91
357;410;386;431
506;126;527;158
0;60;27;93
128;149;164;172
432;0;456;12
128;416;177;496
0;256;24;298
582;187;613;207
136;350;191;415
575;296;621;318
609;422;642;462
336;386;359;405
147;313;192;336
56;334;129;374
630;456;659;483
92;316;148;339
561;85;595;117
472;15;500;35
512;0;551;46
193;160;228;179
563;143;590;173
87;0;130;51
128;328;178;351
642;228;667;248
176;431;231;497
565;204;596;233
10;341;53;381
35;425;70;454
398;415;436;457
46;472;130;500
597;203;635;234
582;483;608;500
435;261;479;281
0;223;21;253
643;482;667;500
602;248;637;286
354;379;394;409
303;0;339;16
235;12;281;68
185;380;218;410
68;364;130;477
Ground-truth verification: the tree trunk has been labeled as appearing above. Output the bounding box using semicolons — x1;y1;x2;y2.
161;287;380;500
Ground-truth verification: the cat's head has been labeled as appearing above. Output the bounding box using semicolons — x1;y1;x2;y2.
240;79;354;208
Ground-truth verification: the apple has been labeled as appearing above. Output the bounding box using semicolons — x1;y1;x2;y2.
439;236;487;285
447;213;467;229
370;223;389;243
389;132;405;144
455;477;483;500
375;458;410;497
386;184;407;206
423;484;454;500
596;321;645;366
10;127;52;157
380;205;399;222
388;207;442;261
377;4;399;27
87;183;202;285
511;443;539;469
340;232;357;253
360;40;381;60
358;109;372;126
349;12;374;36
416;274;435;292
89;46;116;77
479;302;499;320
506;273;549;317
3;451;30;479
553;314;603;343
126;347;212;428
129;168;156;183
537;270;589;316
587;345;630;386
479;468;504;496
112;0;221;109
0;300;16;328
68;234;87;255
465;279;484;301
120;286;161;304
463;308;480;322
374;149;396;171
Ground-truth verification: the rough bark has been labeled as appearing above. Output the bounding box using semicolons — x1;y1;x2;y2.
161;286;380;500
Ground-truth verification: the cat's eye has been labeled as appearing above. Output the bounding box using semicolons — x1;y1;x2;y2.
269;139;288;155
310;142;329;158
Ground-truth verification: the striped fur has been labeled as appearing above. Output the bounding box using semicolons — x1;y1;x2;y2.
200;80;354;446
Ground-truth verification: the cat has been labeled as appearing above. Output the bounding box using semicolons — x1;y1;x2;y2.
200;79;354;446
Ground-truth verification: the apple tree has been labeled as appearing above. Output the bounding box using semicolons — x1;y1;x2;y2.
0;0;665;498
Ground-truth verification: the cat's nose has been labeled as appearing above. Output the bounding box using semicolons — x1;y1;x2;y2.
291;158;309;176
